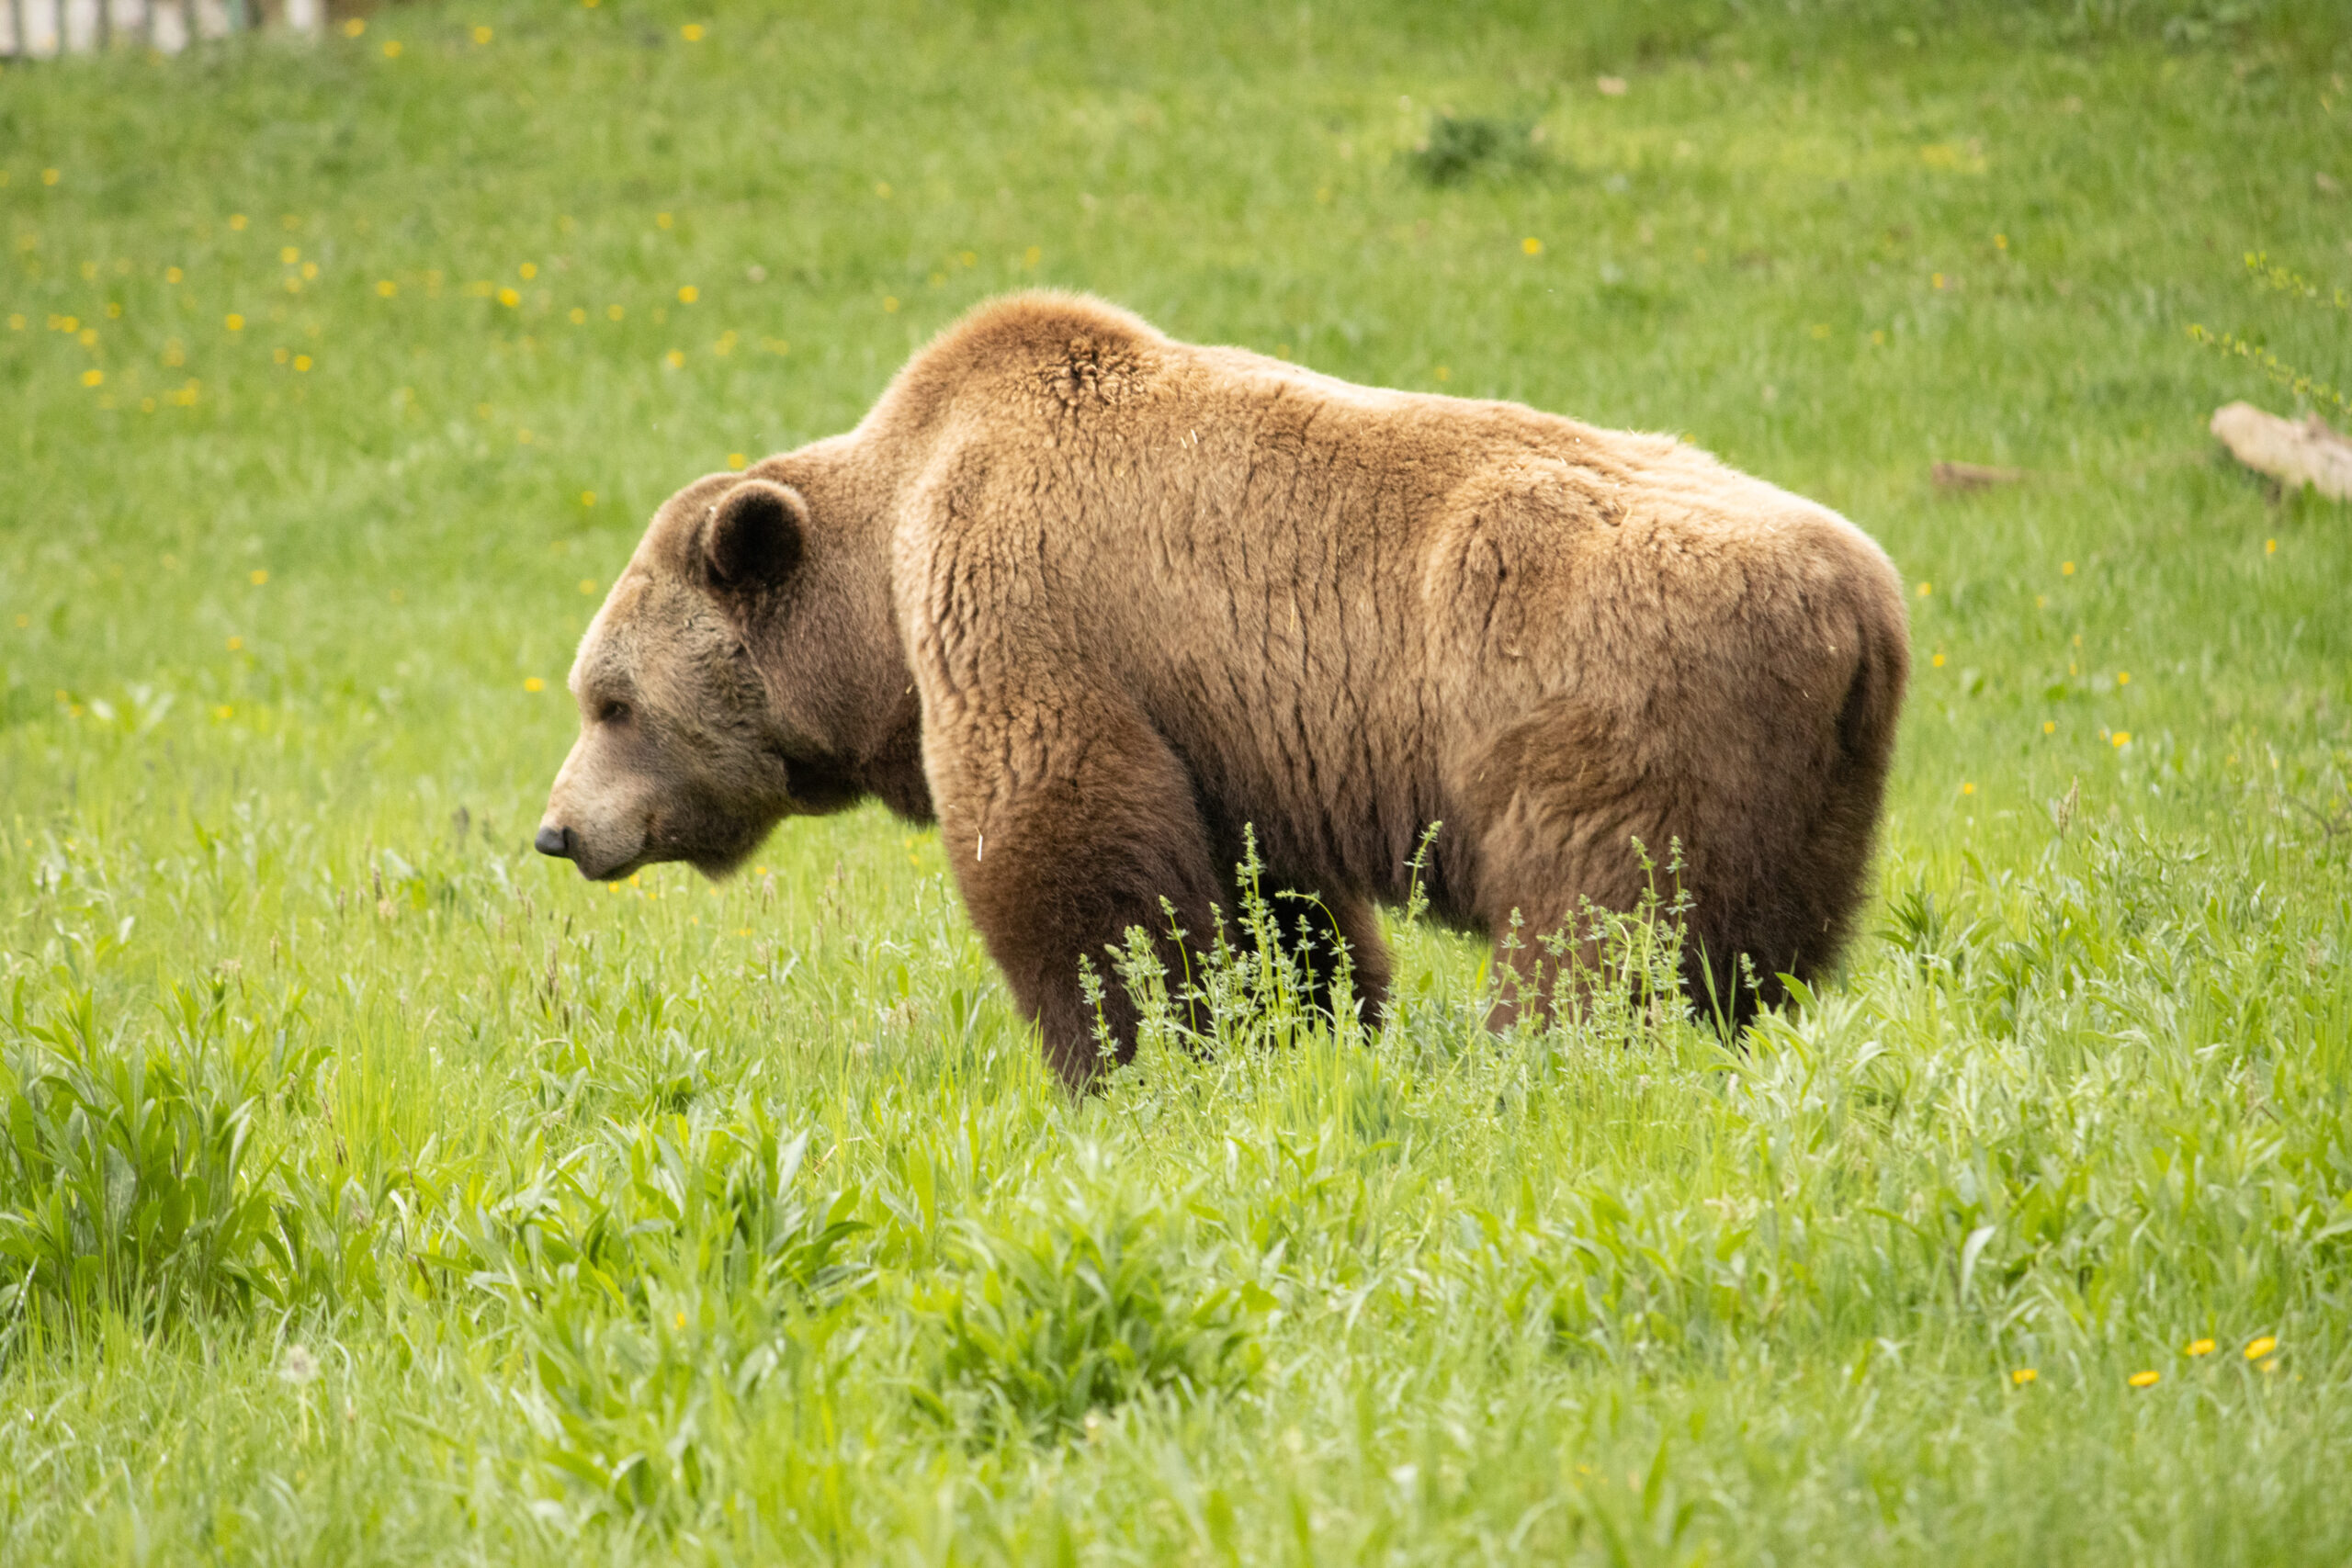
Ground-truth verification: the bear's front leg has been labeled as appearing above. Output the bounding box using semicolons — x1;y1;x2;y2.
933;702;1224;1092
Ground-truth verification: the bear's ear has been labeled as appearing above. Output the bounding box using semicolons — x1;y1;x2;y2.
699;479;807;592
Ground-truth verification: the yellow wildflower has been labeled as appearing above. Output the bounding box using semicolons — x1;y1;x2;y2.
2245;1336;2278;1360
2010;1368;2037;1385
2186;1338;2214;1357
2128;1370;2159;1388
524;677;546;693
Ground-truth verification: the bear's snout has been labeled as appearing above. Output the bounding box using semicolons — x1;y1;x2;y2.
534;823;577;861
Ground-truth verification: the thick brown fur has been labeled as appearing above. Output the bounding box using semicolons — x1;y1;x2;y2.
537;292;1909;1090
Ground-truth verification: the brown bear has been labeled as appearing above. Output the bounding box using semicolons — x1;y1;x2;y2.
536;292;1908;1089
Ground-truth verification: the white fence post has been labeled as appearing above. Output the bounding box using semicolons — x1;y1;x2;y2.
0;0;312;55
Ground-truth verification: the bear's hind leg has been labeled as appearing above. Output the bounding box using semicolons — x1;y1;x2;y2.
937;706;1225;1092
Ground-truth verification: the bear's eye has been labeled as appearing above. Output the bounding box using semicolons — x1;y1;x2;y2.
598;700;632;726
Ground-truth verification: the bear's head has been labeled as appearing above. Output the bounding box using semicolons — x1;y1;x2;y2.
534;461;922;881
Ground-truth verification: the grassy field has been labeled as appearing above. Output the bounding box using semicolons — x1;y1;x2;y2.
5;0;2351;1561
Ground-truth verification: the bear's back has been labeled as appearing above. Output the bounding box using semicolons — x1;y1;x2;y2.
881;294;1900;900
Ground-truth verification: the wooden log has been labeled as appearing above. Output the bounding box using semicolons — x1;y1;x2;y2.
2211;401;2352;501
1932;460;2028;491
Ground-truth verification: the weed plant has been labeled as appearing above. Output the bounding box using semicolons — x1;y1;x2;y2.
2;0;2351;1562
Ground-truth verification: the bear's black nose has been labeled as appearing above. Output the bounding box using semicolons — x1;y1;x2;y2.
534;824;576;860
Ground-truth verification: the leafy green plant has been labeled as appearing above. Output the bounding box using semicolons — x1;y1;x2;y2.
0;979;289;1338
1408;112;1543;186
914;1178;1260;1439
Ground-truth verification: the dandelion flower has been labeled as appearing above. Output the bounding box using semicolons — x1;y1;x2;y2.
581;491;597;507
294;355;311;372
225;313;244;332
524;677;546;693
1521;236;1544;255
578;578;597;594
472;26;492;44
80;368;104;387
665;349;685;368
656;212;674;230
681;23;706;41
677;285;698;304
383;39;402;57
497;288;520;308
1931;653;1946;668
883;295;900;312
519;262;537;280
166;266;184;284
2128;1370;2159;1388
2042;721;2055;734
569;307;587;323
342;16;365;36
377;279;398;298
607;304;626;321
2245;1336;2278;1360
2116;671;2130;685
728;452;747;468
2111;731;2131;748
2186;1338;2215;1357
2010;1368;2037;1385
2061;560;2075;575
280;246;300;265
1917;581;1932;597
214;705;233;720
2265;538;2276;555
229;213;249;231
42;168;62;186
1962;782;1975;795
250;570;269;586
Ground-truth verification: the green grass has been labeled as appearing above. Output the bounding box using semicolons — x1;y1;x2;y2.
4;1;2352;1561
